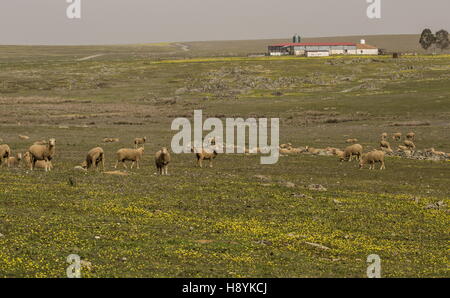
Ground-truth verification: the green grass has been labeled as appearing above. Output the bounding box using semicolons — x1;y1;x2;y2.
0;45;449;277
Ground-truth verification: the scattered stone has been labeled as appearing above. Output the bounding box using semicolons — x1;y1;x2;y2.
196;240;214;244
254;175;271;182
308;184;327;192
425;201;446;210
305;242;330;250
283;182;296;188
103;171;129;176
255;239;273;246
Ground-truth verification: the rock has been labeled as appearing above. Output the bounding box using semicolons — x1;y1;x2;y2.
254;175;271;182
80;260;92;271
308;184;327;192
283;182;296;188
305;242;330;250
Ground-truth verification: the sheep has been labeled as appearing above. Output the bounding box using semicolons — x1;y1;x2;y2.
380;140;393;154
425;148;447;157
397;145;408;152
406;132;416;141
191;147;218;168
345;138;358;144
359;150;386;170
0;144;11;166
134;137;147;149
343;144;363;162
392;132;402;141
381;132;388;140
28;138;56;172
103;138;120;143
84;147;105;171
114;147;145;169
336;150;346;161
404;140;416;151
155;147;171;175
6;153;22;168
23;151;53;170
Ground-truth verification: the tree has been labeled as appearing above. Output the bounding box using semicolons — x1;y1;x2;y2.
419;29;435;51
435;29;449;52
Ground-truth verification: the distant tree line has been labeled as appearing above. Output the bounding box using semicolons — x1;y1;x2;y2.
420;29;449;52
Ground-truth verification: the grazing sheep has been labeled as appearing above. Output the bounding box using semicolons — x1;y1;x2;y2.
28;138;56;172
406;132;416;141
381;133;388;140
397;145;408;152
114;147;145;169
380;140;393;154
392;132;402;141
404;140;416;151
336;150;346;161
84;147;105;170
425;148;447;157
155;147;171;175
103;138;120;143
23;151;53;170
134;137;147;149
346;138;358;144
343;144;363;162
6;153;22;168
192;147;218;168
360;150;386;170
0;144;11;166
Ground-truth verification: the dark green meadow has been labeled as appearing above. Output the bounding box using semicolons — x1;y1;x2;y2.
0;44;449;277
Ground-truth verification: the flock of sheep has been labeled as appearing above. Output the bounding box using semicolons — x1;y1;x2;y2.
0;131;448;175
0;136;218;176
279;131;448;170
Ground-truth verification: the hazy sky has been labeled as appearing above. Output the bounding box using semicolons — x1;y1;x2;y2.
0;0;449;45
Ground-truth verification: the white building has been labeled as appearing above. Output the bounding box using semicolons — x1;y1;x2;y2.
268;39;378;56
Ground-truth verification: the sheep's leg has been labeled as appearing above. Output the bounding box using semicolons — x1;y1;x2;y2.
136;160;140;169
114;161;119;169
122;162;128;169
165;166;169;175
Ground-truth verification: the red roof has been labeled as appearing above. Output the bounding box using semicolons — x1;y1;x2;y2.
270;42;356;47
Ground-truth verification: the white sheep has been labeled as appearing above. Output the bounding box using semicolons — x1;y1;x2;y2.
28;138;56;172
114;147;145;169
155;147;171;175
360;150;386;170
84;147;105;171
6;153;22;168
23;151;53;170
343;144;363;162
134;137;147;149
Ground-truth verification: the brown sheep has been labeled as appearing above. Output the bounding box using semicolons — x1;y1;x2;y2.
103;138;120;143
360;150;386;170
114;147;145;169
6;153;22;168
392;132;402;141
404;140;416;151
192;147;218;168
134;137;147;149
0;144;11;166
28;138;56;172
406;132;416;141
343;144;363;162
155;147;171;175
84;147;105;170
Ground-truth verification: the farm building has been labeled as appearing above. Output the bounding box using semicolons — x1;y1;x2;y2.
268;40;378;56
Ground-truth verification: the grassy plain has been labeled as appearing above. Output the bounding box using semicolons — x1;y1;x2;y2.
0;40;449;277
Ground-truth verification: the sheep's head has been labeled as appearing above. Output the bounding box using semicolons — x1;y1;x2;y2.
143;137;147;141
161;147;169;154
48;138;56;147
